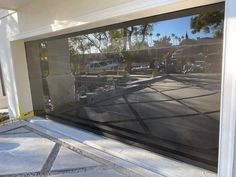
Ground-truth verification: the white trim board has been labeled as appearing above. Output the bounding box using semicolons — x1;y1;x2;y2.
10;0;224;41
218;0;236;176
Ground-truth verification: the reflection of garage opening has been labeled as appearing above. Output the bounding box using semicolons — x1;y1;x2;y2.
25;2;224;172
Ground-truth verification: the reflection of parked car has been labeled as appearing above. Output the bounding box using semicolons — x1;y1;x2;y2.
84;61;118;74
183;62;204;74
131;63;150;72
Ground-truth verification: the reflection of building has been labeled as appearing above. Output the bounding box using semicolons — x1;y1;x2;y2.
169;38;223;73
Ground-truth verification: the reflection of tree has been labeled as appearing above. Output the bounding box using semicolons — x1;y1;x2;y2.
190;11;224;38
85;32;109;53
107;29;124;53
152;36;175;73
68;23;154;73
156;33;160;41
139;24;153;46
69;36;90;73
121;24;153;72
171;33;175;44
122;24;153;51
69;36;89;56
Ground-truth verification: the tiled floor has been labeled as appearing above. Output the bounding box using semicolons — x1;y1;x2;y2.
0;126;128;177
26;117;217;177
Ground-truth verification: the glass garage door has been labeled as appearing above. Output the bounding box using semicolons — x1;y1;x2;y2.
26;3;224;171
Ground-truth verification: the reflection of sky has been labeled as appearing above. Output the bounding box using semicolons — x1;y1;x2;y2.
81;14;216;53
150;16;213;43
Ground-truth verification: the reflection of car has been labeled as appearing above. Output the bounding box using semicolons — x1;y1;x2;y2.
84;61;118;74
131;63;150;71
183;62;204;74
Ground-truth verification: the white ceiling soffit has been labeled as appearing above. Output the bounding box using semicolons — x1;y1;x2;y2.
0;0;31;10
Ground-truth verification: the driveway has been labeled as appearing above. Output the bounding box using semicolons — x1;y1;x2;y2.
0;125;130;177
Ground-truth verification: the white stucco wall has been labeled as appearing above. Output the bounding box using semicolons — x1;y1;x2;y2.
0;11;20;117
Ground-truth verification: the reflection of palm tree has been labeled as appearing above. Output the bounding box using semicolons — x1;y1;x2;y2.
178;37;181;44
171;33;175;45
173;36;181;45
156;33;161;41
150;33;153;46
175;36;179;45
180;36;185;45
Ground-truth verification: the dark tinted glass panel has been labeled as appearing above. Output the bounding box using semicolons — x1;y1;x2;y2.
26;3;224;171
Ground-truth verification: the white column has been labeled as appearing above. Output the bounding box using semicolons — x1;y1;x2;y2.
218;0;236;176
10;40;34;118
0;12;19;118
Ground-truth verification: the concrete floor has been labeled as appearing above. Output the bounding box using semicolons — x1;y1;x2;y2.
0;126;129;177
